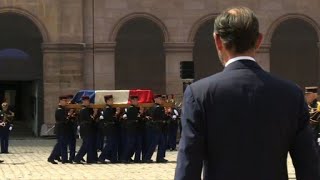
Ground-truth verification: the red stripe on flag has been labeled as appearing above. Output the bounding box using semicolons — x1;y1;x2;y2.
128;90;154;103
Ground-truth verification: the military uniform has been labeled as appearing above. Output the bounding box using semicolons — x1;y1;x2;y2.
143;95;169;163
65;95;77;162
167;108;179;151
98;95;119;163
305;87;320;150
74;96;96;164
66;109;77;162
48;96;69;164
0;103;14;154
121;96;143;163
96;109;105;151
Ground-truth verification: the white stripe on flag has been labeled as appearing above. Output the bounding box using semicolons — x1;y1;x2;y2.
94;90;130;104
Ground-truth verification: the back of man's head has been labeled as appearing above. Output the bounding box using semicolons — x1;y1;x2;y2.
214;7;260;53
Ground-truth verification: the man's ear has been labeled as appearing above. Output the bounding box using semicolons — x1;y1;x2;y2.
214;33;223;51
255;33;263;50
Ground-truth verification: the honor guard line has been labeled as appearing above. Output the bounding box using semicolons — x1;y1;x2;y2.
66;102;175;109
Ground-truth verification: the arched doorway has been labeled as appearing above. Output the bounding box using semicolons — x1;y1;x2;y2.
0;13;44;136
115;17;166;94
270;18;319;88
193;19;223;80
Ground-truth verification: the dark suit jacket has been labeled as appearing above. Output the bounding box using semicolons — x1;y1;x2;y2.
175;60;320;180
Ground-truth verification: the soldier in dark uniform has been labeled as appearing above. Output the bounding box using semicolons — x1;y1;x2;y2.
167;106;179;151
65;94;77;163
98;95;119;163
96;110;105;152
117;107;126;162
0;104;5;163
48;95;69;164
0;102;14;153
305;87;320;151
305;87;318;110
74;96;96;164
121;95;143;163
143;94;169;163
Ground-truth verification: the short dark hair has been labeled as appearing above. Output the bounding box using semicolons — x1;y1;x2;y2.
214;7;260;53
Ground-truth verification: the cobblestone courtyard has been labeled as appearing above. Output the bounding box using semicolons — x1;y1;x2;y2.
0;139;296;180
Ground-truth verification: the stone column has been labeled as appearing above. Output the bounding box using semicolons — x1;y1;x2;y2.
41;43;85;136
164;42;194;101
93;42;116;90
256;43;271;72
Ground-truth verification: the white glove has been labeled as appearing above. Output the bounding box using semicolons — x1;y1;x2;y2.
173;109;179;116
9;126;13;131
77;125;80;131
99;115;104;120
123;114;127;119
172;115;177;119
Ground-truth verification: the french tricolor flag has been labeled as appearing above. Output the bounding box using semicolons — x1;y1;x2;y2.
72;90;154;104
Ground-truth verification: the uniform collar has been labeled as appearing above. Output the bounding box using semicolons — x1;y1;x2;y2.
224;56;256;67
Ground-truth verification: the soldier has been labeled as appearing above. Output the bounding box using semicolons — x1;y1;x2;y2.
143;94;169;163
66;94;77;163
305;86;318;110
167;106;179;151
96;110;104;152
98;95;119;163
121;96;143;163
117;107;126;162
0;102;14;153
305;87;320;150
0;103;5;163
47;96;69;164
74;96;96;164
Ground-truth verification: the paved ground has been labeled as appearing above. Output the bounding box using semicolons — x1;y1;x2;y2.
0;139;296;180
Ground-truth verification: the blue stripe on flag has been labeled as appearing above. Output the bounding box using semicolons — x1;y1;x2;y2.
71;90;96;104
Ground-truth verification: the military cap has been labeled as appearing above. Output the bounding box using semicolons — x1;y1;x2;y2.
59;95;68;100
154;94;162;99
162;95;168;99
81;96;90;100
130;95;139;100
104;95;113;101
305;86;318;94
66;94;74;99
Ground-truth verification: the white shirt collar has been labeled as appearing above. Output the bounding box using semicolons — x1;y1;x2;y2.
224;56;256;67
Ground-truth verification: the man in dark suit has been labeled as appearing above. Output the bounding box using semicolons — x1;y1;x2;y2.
175;7;320;180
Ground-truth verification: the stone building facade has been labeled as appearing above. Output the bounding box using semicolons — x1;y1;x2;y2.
0;0;318;136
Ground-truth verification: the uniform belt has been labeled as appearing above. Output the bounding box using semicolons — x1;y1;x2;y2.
127;120;139;123
154;120;166;123
106;121;116;124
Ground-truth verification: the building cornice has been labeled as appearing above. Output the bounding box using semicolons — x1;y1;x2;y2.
163;42;194;52
42;43;85;53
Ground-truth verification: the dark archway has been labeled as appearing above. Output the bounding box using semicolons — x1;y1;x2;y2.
193;19;223;80
115;18;166;93
0;13;44;136
270;19;319;88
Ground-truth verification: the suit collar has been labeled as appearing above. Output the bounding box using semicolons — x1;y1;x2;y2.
223;59;262;72
224;56;255;67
